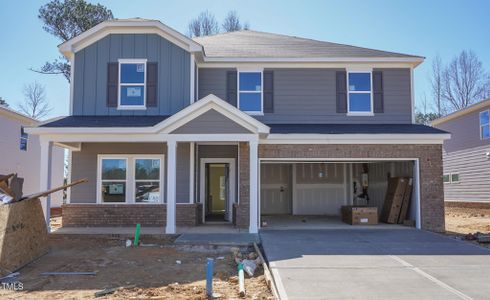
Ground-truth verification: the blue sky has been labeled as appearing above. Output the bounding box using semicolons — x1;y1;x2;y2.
1;0;489;119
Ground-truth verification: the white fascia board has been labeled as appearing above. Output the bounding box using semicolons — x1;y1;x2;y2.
36;133;258;143
0;106;38;125
198;62;420;69
59;20;203;59
261;133;451;144
202;56;424;65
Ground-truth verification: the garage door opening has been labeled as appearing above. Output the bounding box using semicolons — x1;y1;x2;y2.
259;160;420;229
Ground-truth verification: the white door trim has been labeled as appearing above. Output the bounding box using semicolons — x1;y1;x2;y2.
199;158;236;223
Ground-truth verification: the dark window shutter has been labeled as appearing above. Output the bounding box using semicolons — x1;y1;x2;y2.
146;62;158;107
226;71;237;107
263;71;274;113
107;62;118;107
336;71;347;113
373;71;384;113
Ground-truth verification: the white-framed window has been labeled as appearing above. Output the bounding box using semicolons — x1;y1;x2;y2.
99;157;128;203
451;173;460;183
97;155;164;204
19;126;28;151
443;174;450;183
347;71;373;115
480;110;489;139
118;59;147;110
134;158;162;203
238;70;263;114
443;173;460;184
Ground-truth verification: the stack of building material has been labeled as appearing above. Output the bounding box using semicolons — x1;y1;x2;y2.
0;176;87;276
380;177;413;224
0;197;48;276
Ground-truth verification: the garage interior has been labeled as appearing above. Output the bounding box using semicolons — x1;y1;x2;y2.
259;160;418;229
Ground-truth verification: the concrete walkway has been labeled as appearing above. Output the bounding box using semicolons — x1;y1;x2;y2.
260;229;490;300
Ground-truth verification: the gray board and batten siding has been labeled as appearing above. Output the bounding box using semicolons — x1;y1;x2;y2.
73;33;190;116
198;68;412;124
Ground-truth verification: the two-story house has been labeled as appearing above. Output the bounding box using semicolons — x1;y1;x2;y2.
433;98;490;203
28;18;449;234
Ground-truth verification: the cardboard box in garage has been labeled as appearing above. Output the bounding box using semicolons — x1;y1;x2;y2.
341;206;378;225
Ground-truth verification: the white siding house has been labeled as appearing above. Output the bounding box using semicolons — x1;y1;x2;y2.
0;105;64;213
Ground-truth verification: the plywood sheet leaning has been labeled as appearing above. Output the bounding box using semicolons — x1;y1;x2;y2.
0;198;48;276
398;178;413;224
381;177;408;224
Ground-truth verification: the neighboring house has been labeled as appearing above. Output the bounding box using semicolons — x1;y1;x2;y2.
27;18;450;234
433;98;490;203
0;105;64;212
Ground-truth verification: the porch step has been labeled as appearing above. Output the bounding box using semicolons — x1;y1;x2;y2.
175;233;260;246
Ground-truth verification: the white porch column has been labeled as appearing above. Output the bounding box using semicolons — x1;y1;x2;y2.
39;140;53;232
166;140;177;234
249;140;259;233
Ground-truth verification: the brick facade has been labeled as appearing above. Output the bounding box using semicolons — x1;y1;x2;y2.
62;203;202;227
258;144;445;232
235;142;250;228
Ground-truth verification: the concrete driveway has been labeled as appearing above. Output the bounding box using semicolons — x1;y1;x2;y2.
260;228;490;300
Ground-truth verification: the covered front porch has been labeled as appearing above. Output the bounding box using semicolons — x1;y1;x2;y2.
28;95;269;234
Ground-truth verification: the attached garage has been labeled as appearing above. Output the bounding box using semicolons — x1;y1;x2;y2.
259;159;420;228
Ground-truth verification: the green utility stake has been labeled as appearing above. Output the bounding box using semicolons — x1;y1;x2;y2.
134;223;141;246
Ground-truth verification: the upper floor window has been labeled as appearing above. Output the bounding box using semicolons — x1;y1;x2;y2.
119;59;147;109
347;71;373;115
480;110;489;139
238;71;262;114
19;127;28;151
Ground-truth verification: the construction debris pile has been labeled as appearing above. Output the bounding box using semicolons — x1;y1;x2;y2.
0;174;23;204
0;174;86;277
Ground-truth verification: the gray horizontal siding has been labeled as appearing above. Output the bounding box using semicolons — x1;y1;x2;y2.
198;68;233;100
73;33;190;116
197;68;412;124
171;109;252;134
435;103;490;153
70;142;190;204
443;145;490;202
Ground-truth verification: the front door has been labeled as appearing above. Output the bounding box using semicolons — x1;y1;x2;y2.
205;163;230;222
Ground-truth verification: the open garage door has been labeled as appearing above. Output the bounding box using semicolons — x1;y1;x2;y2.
259;159;420;229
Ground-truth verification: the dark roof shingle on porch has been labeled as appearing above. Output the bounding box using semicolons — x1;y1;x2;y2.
40;116;447;135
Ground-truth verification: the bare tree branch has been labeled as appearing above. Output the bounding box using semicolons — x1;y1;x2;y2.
222;10;242;32
430;54;444;116
441;50;490;112
188;10;219;38
18;82;52;120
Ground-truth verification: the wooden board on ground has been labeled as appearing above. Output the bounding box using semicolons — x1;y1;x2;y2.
0;198;48;276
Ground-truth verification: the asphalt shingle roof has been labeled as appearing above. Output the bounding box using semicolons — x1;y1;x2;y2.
40;116;169;127
193;30;422;59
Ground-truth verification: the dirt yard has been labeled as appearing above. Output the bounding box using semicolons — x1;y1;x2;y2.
0;235;272;300
445;203;490;235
